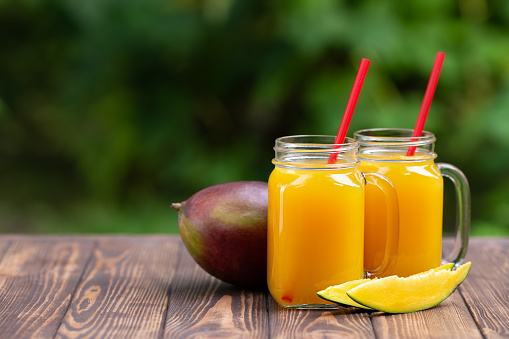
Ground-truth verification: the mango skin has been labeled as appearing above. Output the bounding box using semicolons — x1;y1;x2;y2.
174;181;268;287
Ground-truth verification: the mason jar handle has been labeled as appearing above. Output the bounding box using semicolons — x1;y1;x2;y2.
437;163;470;267
362;172;399;277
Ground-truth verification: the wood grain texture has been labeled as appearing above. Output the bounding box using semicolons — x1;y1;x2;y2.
56;236;179;339
268;297;376;338
459;238;509;338
0;238;94;338
0;235;507;339
0;239;11;263
165;240;268;338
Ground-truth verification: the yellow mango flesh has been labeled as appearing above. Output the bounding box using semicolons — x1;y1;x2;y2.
316;263;454;309
347;262;471;313
433;262;454;271
317;279;374;309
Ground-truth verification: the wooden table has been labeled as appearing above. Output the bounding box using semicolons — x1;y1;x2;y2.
0;235;507;338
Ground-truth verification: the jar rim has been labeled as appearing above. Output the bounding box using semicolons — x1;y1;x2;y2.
274;135;358;152
354;128;436;146
273;135;359;169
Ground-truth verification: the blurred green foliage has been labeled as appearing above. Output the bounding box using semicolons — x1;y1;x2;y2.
0;0;508;234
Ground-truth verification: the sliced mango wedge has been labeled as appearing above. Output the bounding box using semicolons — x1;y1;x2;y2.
317;263;456;310
347;262;471;313
317;278;375;309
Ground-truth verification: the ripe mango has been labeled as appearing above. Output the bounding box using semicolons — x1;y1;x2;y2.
171;181;268;287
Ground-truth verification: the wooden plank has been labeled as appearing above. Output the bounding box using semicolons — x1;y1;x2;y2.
164;240;269;338
0;235;504;338
0;238;94;338
458;238;509;338
268;299;376;338
56;236;180;339
0;239;11;263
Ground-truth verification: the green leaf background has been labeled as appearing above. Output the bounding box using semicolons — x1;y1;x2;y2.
0;0;508;235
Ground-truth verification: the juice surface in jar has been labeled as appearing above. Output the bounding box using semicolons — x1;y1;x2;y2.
267;159;365;307
359;152;443;277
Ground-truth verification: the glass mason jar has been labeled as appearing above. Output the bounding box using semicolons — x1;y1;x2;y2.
267;135;399;309
354;128;470;277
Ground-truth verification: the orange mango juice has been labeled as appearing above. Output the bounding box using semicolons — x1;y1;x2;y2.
359;153;443;277
267;163;365;307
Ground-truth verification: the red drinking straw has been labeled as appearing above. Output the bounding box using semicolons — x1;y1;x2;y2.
406;51;446;156
328;58;371;164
